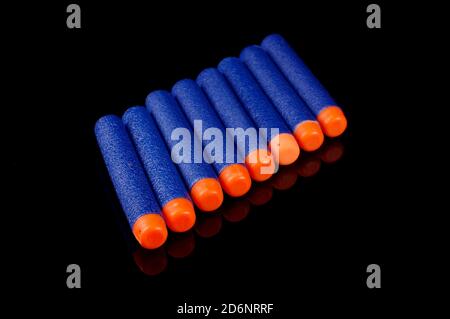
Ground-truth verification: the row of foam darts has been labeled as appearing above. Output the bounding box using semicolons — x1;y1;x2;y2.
95;34;348;249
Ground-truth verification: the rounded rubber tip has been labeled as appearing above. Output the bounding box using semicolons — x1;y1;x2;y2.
162;198;196;232
294;121;324;151
245;149;276;182
219;164;252;197
317;106;347;137
190;178;224;212
269;133;300;165
132;214;168;250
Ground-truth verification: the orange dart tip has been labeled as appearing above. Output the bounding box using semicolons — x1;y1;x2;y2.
219;164;252;197
132;213;168;249
162;198;196;232
245;148;276;182
190;178;224;212
317;106;347;137
294;120;324;151
269;133;300;165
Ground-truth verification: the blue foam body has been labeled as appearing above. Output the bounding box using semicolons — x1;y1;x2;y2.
145;90;218;189
122;107;190;207
218;57;291;143
94;115;162;227
261;34;336;116
172;79;241;174
197;68;265;157
240;46;316;132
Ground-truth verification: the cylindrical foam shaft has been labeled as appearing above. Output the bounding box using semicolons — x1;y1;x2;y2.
146;91;224;212
197;68;275;181
218;57;300;165
172;79;251;197
240;45;324;151
261;34;347;137
94;115;168;249
123;106;196;232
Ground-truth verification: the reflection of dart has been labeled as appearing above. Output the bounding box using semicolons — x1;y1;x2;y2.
166;231;196;259
133;247;168;276
247;182;273;206
271;165;298;190
222;199;251;222
106;192;168;276
195;214;223;238
319;140;344;164
296;153;321;177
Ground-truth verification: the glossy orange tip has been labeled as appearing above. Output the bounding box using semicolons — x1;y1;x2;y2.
162;198;196;232
132;213;168;249
190;178;224;212
294;120;324;151
269;133;300;165
245;149;276;182
317;106;347;137
219;164;252;197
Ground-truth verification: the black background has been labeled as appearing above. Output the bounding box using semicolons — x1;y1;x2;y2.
5;0;441;316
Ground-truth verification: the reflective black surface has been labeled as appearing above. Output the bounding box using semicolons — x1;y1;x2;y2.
7;0;436;316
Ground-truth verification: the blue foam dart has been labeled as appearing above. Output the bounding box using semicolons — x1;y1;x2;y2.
240;45;324;152
94;115;168;249
172;79;252;197
261;34;348;138
218;57;300;165
122;106;196;233
197;68;276;181
146;91;224;212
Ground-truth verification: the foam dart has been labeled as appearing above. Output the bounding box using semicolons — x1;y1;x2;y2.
94;115;168;249
240;46;324;151
123;107;196;232
197;68;275;182
172;79;252;197
146;91;224;212
218;57;300;165
261;34;347;137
